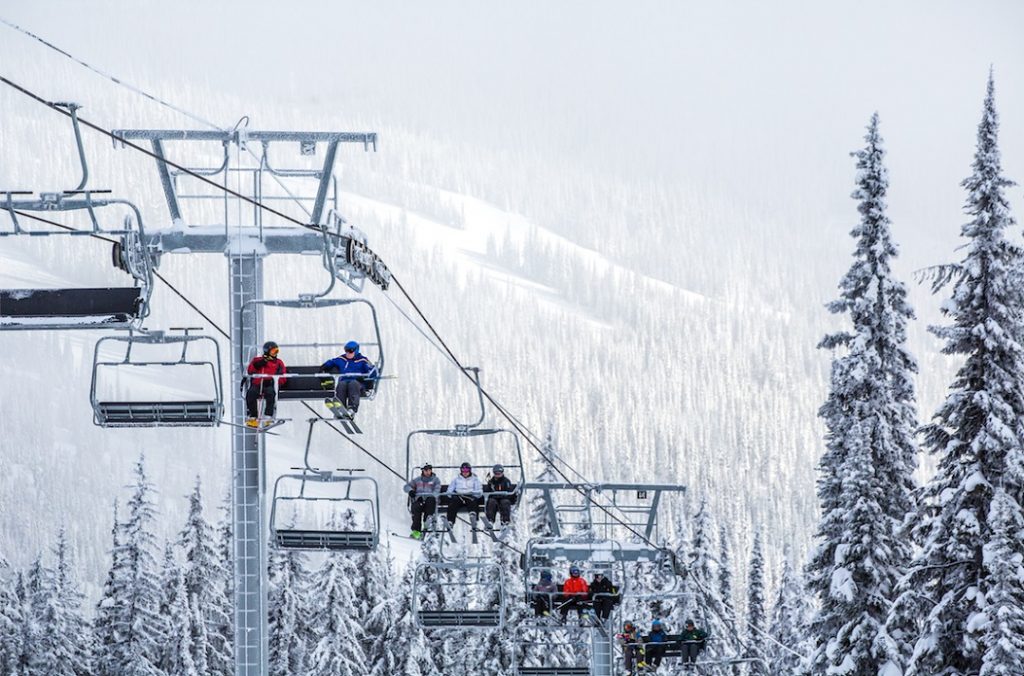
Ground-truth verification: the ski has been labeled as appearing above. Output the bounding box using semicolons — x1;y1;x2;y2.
324;398;363;434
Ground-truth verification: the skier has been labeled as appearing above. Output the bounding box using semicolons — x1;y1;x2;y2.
403;463;440;539
616;621;643;674
245;341;285;427
644;619;669;669
558;566;589;624
530;570;557;617
589;571;618;622
445;462;483;527
320;340;377;418
483;464;514;529
680;619;708;668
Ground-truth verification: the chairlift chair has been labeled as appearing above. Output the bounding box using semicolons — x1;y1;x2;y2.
270;469;380;551
241;296;384;402
412;560;505;629
512;637;591;676
404;368;526;534
1;103;155;330
89;328;223;427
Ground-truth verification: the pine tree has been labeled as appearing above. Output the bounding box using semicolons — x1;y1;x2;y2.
157;543;199;676
213;488;234;675
892;74;1024;676
267;546;312;675
807;112;920;675
178;478;230;674
718;522;741;668
33;528;93;676
978;488;1024;675
0;559;24;676
306;512;367;676
95;457;166;676
527;426;562;538
768;556;810;675
745;532;768;674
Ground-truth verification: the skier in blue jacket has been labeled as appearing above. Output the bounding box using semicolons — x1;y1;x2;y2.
321;340;378;417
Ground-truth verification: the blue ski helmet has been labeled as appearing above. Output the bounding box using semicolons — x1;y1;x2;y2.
569;566;581;576
540;570;552;581
344;340;359;352
652;619;663;627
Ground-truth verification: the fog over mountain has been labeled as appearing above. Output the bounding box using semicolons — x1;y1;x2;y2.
1;0;1023;607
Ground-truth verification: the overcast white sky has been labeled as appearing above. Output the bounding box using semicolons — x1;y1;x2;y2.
2;1;1023;267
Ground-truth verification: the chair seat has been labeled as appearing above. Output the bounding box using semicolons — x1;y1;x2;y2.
1;287;142;329
96;401;219;426
517;668;590;676
418;609;501;627
274;529;376;551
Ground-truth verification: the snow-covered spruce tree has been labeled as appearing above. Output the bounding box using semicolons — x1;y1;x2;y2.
267;543;312;674
157;543;199;676
32;527;93;676
14;573;34;675
93;500;123;675
891;74;1024;676
305;511;367;676
178;478;230;674
113;455;167;675
769;554;810;675
213;488;233;674
806;112;919;675
0;559;24;676
745;532;768;675
718;523;742;666
527;426;562;538
979;487;1024;675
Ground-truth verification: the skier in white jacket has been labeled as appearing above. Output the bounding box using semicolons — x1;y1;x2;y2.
445;462;483;526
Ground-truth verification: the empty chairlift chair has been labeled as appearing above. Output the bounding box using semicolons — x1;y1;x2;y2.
412;561;505;629
90;328;224;427
513;639;591;676
270;469;380;552
0;104;154;330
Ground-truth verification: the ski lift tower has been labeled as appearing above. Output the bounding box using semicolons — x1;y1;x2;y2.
113;125;386;676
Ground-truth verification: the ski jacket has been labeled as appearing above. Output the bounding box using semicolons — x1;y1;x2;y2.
562;576;588;597
486;475;514;494
681;628;708;643
321;352;378;381
616;629;639;646
647;628;669;643
404;474;441;498
531;579;557;597
446;474;482;497
590;576;615;599
246;356;285;387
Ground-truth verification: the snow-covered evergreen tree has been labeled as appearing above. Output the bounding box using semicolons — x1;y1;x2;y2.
306;512;368;676
768;555;810;675
213;488;234;675
745;532;768;675
527;426;562;538
157;543;199;676
32;528;93;676
178;478;230;674
267;545;312;675
93;500;123;676
807;111;920;675
891;74;1024;676
978;488;1024;675
0;559;24;676
94;457;166;676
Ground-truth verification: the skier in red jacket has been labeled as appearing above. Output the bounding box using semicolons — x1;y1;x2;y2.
559;566;589;624
245;341;285;426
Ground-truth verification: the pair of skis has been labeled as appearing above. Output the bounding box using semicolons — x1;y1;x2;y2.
324;397;362;434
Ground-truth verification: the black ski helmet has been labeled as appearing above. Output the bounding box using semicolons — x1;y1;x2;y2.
263;341;279;356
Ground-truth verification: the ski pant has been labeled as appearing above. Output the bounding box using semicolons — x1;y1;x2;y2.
334;379;364;411
445;495;480;525
410;497;436;531
682;641;705;664
646;643;665;667
531;595;551;616
485;496;512;525
559;596;587;620
592;595;614;621
622;644;640;672
245;383;276;418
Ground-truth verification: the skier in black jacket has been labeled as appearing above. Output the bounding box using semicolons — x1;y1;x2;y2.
483;464;514;528
589;572;618;621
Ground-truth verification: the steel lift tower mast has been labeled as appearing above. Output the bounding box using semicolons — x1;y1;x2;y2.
114;127;383;676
